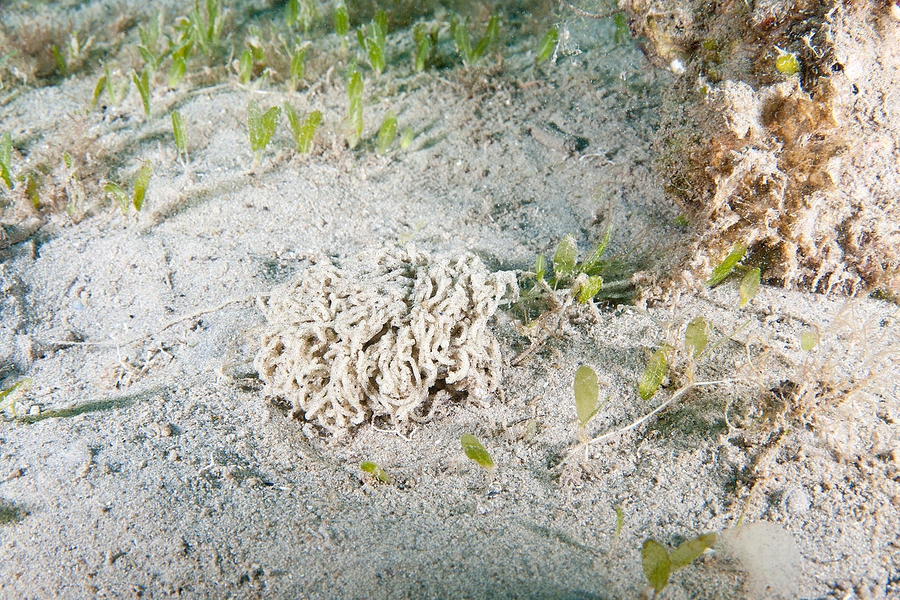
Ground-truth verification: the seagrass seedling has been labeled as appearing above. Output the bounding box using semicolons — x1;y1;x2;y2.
180;0;223;57
574;364;602;430
131;67;151;117
345;69;364;148
705;242;747;287
638;243;761;399
360;461;391;484
638;346;670;400
247;101;280;167
49;31;92;79
642;533;716;596
237;39;265;85
451;13;499;66
400;126;414;150
535;25;558;64
92;64;129;108
357;9;387;74
613;13;630;44
284;104;322;154
288;43;308;91
61;151;84;214
0;132;13;189
104;162;152;214
285;0;318;32
546;230;610;302
461;434;494;471
168;38;193;87
0;379;30;419
171;110;188;164
413;23;438;72
51;44;67;77
376;111;397;155
333;2;349;38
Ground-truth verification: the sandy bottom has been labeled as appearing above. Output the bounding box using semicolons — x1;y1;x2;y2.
1;2;898;598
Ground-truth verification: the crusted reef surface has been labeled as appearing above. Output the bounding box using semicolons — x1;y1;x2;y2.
620;0;900;299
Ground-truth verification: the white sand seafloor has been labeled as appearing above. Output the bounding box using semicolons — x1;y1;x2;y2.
1;1;898;598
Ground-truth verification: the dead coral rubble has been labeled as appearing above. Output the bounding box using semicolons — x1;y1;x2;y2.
254;245;518;435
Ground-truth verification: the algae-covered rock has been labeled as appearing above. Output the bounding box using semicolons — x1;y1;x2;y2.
619;0;899;298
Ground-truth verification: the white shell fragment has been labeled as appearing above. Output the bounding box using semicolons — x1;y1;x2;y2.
254;245;519;435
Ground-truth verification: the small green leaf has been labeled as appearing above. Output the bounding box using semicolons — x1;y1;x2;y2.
453;17;472;64
23;173;40;210
613;504;624;541
297;110;322;154
91;74;107;108
553;234;577;277
290;47;307;85
361;10;387;74
206;0;220;41
285;103;301;142
334;3;349;36
472;15;499;61
285;0;299;26
0;132;12;188
577;275;604;304
706;243;747;287
349;107;363;147
132;162;152;212
684;317;709;358
360;461;392;483
739;267;761;307
574;365;599;426
613;13;630;44
414;36;430;72
0;379;26;403
238;49;253;84
137;45;157;70
580;227;611;275
104;64;115;103
376;111;398;155
247;102;281;155
775;51;800;75
461;434;493;470
400;127;414;150
345;71;364;147
168;55;186;88
366;42;385;74
800;326;819;351
104;181;129;213
374;10;387;38
52;44;67;77
534;254;546;282
536;25;558;64
347;69;363;100
670;533;716;570
0;378;30;417
642;539;671;593
638;346;668;400
172;38;193;62
132;69;151;117
171;110;186;154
